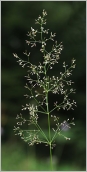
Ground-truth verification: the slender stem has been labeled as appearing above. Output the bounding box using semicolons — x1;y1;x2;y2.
50;143;53;170
46;92;50;134
45;80;53;170
41;22;53;169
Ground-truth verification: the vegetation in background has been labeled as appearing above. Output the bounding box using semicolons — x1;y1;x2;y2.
1;1;86;171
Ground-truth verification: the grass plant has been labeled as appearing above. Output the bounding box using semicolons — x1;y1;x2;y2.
13;10;76;170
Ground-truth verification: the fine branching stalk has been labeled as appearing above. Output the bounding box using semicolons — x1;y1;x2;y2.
13;10;77;170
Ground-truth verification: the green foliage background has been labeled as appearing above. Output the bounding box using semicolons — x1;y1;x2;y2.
1;1;86;171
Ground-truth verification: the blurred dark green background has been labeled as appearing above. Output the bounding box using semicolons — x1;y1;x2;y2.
1;1;86;171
